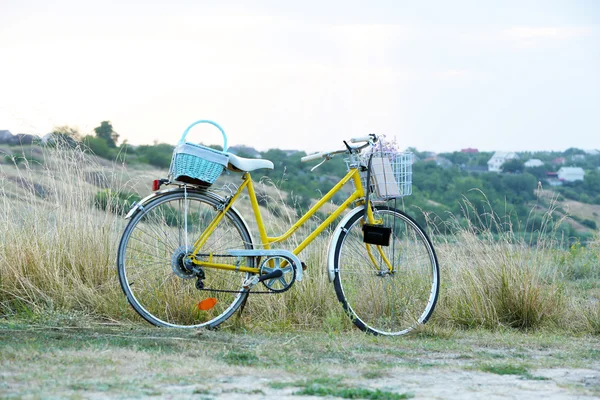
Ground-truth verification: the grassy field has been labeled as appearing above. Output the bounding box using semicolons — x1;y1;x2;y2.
1;145;599;398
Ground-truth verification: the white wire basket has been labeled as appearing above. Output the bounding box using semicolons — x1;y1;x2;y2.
346;151;413;200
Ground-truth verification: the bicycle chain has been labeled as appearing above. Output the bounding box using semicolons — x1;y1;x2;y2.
193;253;295;295
196;287;275;295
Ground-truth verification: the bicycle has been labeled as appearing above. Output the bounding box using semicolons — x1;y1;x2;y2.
117;120;440;336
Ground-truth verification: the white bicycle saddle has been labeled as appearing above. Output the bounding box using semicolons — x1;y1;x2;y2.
226;152;274;172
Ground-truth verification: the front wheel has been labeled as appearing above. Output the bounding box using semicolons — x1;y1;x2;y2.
332;206;439;336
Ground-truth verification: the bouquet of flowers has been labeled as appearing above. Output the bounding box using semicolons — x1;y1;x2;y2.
361;134;412;199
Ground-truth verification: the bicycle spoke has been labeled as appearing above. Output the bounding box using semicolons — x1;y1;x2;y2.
333;206;439;335
117;191;255;328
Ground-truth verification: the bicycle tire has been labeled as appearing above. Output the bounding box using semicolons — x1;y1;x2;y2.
117;189;254;328
332;205;439;336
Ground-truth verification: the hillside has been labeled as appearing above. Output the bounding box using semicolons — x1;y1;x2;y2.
1;141;599;244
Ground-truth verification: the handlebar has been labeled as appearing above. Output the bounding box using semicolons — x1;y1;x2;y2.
301;134;377;163
300;151;329;163
350;134;376;143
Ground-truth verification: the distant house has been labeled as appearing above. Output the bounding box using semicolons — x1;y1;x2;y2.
557;167;585;182
546;171;562;186
0;130;37;145
41;133;54;144
585;149;600;156
487;151;518;172
424;156;453;168
435;156;453;168
14;134;36;145
524;159;544;168
461;148;479;154
571;154;586;162
0;130;13;143
552;157;566;166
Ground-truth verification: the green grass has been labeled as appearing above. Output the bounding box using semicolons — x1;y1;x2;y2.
223;350;259;366
479;363;550;380
296;384;413;399
269;378;413;400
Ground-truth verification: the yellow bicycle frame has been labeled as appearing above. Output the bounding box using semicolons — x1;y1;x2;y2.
190;167;392;273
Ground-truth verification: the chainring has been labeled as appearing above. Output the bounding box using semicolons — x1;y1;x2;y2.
259;256;297;293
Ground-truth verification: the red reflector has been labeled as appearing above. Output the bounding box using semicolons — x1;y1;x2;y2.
198;298;217;311
152;180;160;191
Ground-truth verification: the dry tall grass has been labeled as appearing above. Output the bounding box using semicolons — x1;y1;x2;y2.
429;196;599;333
0;145;598;334
0;145;137;320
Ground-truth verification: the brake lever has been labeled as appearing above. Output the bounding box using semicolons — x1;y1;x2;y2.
310;155;331;172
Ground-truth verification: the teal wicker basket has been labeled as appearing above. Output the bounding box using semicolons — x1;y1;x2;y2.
169;120;229;186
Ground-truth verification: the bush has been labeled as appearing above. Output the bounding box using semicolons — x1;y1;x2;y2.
83;136;114;159
582;219;597;230
135;143;174;169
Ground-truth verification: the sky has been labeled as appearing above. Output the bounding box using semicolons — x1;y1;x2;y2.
0;0;598;154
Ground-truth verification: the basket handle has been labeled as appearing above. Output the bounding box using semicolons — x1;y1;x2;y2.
178;120;228;151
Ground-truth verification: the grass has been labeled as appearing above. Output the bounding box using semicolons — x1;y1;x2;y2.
223;349;260;366
270;377;413;399
0;143;598;337
1;321;598;398
296;384;413;399
478;363;549;380
426;194;600;333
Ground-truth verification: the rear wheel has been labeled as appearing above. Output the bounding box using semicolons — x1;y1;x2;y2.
332;206;439;335
117;190;254;328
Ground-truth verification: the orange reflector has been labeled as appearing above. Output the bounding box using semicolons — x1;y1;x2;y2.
197;298;217;311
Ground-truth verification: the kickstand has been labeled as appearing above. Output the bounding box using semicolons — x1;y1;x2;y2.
237;293;249;317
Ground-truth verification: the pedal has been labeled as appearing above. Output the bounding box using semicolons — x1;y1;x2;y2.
243;270;284;290
227;249;304;281
242;275;260;290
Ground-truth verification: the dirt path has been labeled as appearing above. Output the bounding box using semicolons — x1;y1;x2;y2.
143;368;600;399
1;323;599;399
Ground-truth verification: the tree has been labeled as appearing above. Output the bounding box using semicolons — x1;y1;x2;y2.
439;151;469;166
94;121;119;148
525;165;549;181
501;159;525;173
48;125;81;147
583;170;600;194
52;125;81;141
83;135;112;158
136;143;175;169
563;147;585;157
